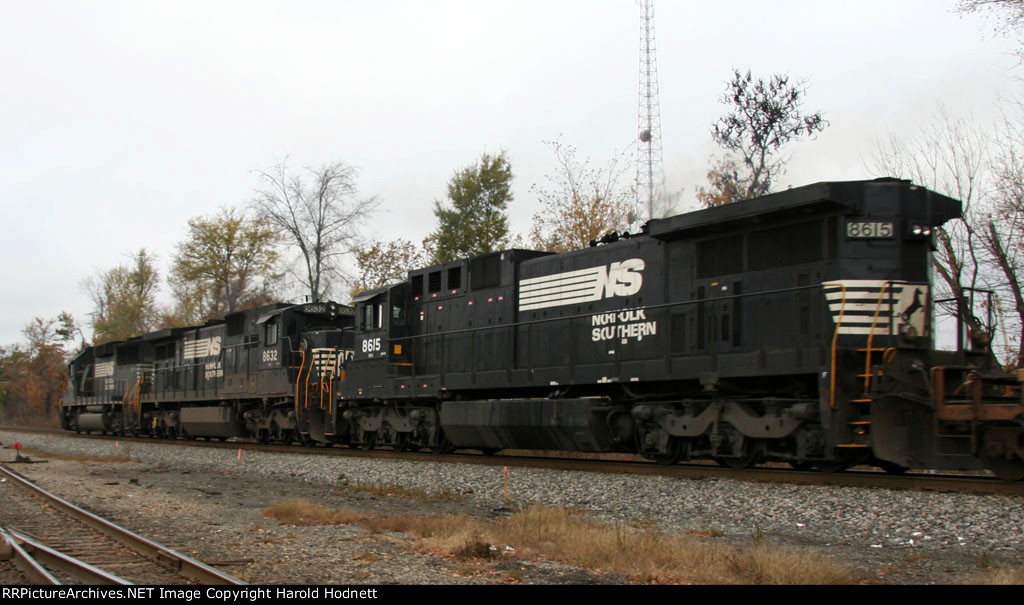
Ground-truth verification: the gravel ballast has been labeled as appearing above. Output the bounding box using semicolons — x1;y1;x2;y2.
1;429;1022;584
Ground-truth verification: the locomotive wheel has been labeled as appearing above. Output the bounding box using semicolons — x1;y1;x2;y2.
789;461;815;471
814;458;853;473
394;433;411;453
875;460;909;475
715;451;759;470
429;438;454;455
715;439;760;469
986;455;1024;482
360;431;377;450
651;439;684;466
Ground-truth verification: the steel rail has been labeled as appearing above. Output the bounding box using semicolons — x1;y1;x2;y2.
1;528;59;584
0;464;246;585
5;426;1022;495
4;528;131;585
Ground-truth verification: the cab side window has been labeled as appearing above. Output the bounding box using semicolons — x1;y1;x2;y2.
360;302;384;331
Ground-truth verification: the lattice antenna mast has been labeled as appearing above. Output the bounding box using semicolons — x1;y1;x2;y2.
637;0;664;222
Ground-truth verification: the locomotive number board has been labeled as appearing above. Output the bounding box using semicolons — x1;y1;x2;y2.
846;221;894;239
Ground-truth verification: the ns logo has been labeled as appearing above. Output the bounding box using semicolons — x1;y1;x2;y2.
598;258;645;297
518;258;646;312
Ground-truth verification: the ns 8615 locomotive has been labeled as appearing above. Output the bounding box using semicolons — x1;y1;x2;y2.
61;179;1024;479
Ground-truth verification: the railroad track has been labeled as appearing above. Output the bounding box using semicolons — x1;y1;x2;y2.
0;463;246;585
4;426;1023;496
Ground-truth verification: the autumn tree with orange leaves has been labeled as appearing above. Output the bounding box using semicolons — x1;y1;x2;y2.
530;140;635;253
0;313;80;425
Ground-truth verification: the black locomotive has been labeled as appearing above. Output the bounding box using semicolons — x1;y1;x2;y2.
61;178;1024;480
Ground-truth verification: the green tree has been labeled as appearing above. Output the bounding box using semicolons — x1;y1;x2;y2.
170;207;280;323
698;69;827;206
529;140;635;253
430;151;514;264
83;249;161;344
253;159;379;302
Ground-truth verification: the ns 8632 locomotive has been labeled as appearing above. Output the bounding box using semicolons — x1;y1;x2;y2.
61;179;1024;479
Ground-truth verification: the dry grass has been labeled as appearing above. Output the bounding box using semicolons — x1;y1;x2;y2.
262;499;368;526
262;499;857;584
972;565;1024;584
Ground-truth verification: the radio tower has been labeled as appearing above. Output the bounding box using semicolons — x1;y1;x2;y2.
637;0;664;222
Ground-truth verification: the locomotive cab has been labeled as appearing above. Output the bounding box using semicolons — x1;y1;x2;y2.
346;284;411;398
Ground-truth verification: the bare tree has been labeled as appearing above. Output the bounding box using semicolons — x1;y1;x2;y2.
957;1;1024;43
980;104;1024;361
869;103;1024;363
868;108;989;336
698;69;827;206
529;140;635;253
253;159;379;302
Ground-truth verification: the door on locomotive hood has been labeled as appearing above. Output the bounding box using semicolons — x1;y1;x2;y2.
692;234;746;356
255;312;288;395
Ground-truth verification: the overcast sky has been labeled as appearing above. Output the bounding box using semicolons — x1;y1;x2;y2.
0;0;1018;347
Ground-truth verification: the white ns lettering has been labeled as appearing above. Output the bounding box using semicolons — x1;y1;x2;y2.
603;259;644;297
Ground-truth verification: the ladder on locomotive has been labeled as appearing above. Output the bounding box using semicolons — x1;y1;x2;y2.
294;348;340;438
122;364;152;432
827;282;897;449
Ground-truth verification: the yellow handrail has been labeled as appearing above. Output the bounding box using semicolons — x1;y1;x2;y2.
323;350;339;417
824;282;848;409
294;349;307;418
122;372;144;428
861;282;891;393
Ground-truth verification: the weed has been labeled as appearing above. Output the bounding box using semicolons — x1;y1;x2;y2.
260;500;859;584
354;552;382;563
454;535;493;560
456;563;484;577
503;569;525;583
971;565;1024;584
262;499;365;526
337;483;466;503
689;529;724;539
750;524;765;546
630;517;659;530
